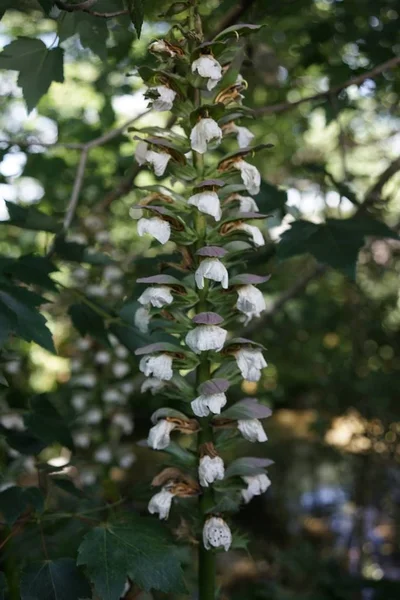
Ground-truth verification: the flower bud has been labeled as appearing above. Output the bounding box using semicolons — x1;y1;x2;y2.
199;455;225;487
237;223;265;247
191;55;222;90
241;473;271;503
190;118;222;154
234;159;261;195
137;217;171;244
149;85;177;111
188;191;221;221
134;306;151;333
236;284;266;323
148;486;174;519
237;418;268;442
185;325;227;354
195;258;229;289
235;348;267;381
148;419;176;449
139;354;173;381
203;516;232;551
138;286;174;308
191;392;227;417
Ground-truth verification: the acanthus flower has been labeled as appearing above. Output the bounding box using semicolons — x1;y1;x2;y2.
138;286;173;308
137;217;171;244
191;392;227;417
203;516;232;551
237;418;268;442
191;55;222;90
237;223;265;247
236;284;266;323
135;141;171;176
148;419;176;449
234;159;261;195
241;473;271;503
188;191;221;221
231;193;259;213
199;455;225;487
195;258;229;289
139;353;173;381
223;122;254;148
134;306;150;333
148;39;177;57
185;325;227;354
148;486;174;519
235;347;267;381
141;377;165;395
190;118;222;154
149;85;177;111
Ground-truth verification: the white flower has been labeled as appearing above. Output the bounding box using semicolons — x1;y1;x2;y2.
150;85;177;111
190;118;222;154
134;306;151;333
232;193;259;213
137;217;171;244
71;394;87;411
224;122;254;148
203;517;232;551
148;487;174;520
86;284;106;297
149;40;176;56
199;456;225;487
135;141;171;176
236;285;266;324
115;345;129;359
112;361;130;378
73;432;90;448
119;452;136;469
103;389;124;404
112;413;134;435
148;419;176;449
95;350;110;364
103;265;122;281
237;419;268;442
85;408;102;424
235;348;267;381
73;373;96;387
141;377;165;395
237;223;265;247
195;258;229;289
234;159;261;195
241;473;271;503
139;354;173;381
138;286;173;308
185;325;227;354
191;393;227;417
191;55;222;91
0;414;24;430
188;191;221;221
95;446;112;464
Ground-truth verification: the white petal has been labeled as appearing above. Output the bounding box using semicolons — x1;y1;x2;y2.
134;306;151;333
137;217;171;244
191;393;227;417
148;488;174;519
135;141;149;165
138;286;173;308
234;159;261;195
241;473;271;503
237;419;268;443
236;284;266;324
199;456;225;487
188;191;221;221
147;420;176;450
236;125;255;149
238;223;265;247
235;348;267;382
139;354;173;381
145;150;171;176
191;55;222;90
141;377;165;395
195;258;229;290
151;85;177;111
190;118;222;154
203;516;232;551
233;194;259;213
185;325;227;354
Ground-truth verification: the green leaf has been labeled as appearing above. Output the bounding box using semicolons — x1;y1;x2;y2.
20;558;91;600
53;236;114;265
0;38;64;112
59;13;108;60
1;255;58;292
214;23;262;40
68;303;110;347
77;515;186;598
0;486;44;525
0;571;8;600
0;284;55;353
0;424;46;455
257;180;287;211
124;0;144;38
3;201;60;233
38;0;55;15
277;217;399;279
52;477;85;498
24;395;73;449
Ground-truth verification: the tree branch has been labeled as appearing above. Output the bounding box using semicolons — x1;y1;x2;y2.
361;156;400;212
207;0;257;39
54;0;128;17
255;55;400;116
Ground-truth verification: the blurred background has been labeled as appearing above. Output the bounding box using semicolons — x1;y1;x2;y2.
1;0;400;598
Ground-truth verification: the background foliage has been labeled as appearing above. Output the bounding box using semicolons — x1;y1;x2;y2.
0;0;400;598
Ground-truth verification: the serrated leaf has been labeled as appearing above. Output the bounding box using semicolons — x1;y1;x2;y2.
77;515;186;598
0;486;44;525
1;255;58;291
68;303;110;347
24;395;73;449
124;0;144;38
0;38;64;112
20;558;91;600
0;424;46;455
54;236;114;265
59;13;108;60
277;217;399;280
2;201;60;233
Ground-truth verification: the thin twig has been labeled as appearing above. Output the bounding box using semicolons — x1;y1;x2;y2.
256;56;400;116
360;156;400;213
54;0;128;17
63;147;89;232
